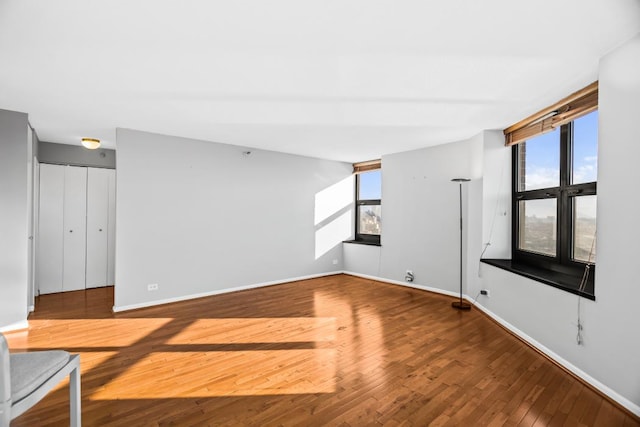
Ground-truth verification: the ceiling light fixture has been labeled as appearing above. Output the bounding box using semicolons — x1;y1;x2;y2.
81;138;101;149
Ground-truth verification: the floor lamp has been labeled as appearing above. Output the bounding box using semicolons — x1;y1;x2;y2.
451;178;471;310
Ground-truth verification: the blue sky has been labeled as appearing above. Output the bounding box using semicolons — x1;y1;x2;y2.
573;111;599;184
523;128;560;190
524;110;598;191
357;111;598;217
359;170;382;200
523;110;598;218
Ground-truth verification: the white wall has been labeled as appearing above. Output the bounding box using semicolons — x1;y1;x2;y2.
345;135;484;295
477;34;640;413
465;130;512;301
481;130;511;259
583;32;640;409
343;243;381;278
38;141;116;169
343;34;640;415
114;128;353;310
0;109;29;331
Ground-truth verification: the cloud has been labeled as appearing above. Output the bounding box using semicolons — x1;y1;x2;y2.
524;167;558;190
573;155;598;183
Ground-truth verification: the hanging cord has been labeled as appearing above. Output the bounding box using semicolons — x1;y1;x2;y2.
485;149;509;251
479;242;491;259
478;147;510;277
471;290;482;307
576;232;596;345
376;242;383;279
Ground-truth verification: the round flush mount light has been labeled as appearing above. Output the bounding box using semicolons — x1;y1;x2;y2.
81;137;101;149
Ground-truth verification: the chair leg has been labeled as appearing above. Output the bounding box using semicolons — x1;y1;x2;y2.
69;366;81;427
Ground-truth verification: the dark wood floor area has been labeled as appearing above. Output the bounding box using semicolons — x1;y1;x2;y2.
5;274;638;426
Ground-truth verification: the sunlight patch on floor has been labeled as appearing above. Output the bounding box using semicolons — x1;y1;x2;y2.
166;317;336;344
15;318;174;348
90;348;337;398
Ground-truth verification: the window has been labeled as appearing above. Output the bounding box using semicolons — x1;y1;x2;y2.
512;109;598;297
355;168;381;245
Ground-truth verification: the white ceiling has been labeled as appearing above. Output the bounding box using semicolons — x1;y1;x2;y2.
1;1;639;162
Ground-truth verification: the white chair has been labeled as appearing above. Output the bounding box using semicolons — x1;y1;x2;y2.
0;333;81;426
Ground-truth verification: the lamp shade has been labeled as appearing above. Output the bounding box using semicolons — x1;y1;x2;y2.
81;138;100;149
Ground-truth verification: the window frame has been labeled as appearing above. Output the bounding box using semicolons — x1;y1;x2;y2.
354;170;381;245
511;117;597;297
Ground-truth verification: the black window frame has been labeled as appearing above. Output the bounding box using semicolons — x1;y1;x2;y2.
354;171;381;245
512;114;597;298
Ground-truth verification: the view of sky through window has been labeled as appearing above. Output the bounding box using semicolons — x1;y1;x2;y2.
358;170;381;200
572;111;598;186
517;110;598;259
520;110;598;220
521;128;560;191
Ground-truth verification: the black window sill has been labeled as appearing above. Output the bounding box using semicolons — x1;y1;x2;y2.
343;240;381;247
480;259;595;301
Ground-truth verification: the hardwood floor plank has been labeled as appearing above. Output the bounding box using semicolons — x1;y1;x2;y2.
4;275;638;426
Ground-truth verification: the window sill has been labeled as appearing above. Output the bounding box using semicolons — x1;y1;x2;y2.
480;259;595;301
343;240;381;247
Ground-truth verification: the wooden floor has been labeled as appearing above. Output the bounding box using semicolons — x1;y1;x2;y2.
5;274;638;426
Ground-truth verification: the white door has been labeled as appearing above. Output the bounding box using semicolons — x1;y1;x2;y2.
37;164;65;294
62;166;87;292
86;168;109;288
107;169;116;285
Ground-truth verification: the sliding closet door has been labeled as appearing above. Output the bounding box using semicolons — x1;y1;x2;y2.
37;164;115;294
37;164;65;294
62;166;87;292
86;168;109;288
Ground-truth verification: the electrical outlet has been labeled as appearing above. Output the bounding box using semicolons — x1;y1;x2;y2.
332;259;339;265
480;289;490;297
147;283;159;291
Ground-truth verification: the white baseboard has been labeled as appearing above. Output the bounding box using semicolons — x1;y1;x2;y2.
28;305;34;313
343;271;461;299
111;269;640;416
112;271;343;313
471;301;640;417
343;271;640;417
0;320;29;333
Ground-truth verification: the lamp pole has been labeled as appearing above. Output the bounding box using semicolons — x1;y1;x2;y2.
451;178;471;311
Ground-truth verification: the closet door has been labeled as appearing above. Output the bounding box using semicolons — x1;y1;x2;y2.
107;169;116;285
62;166;87;291
86;168;109;288
37;164;65;294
